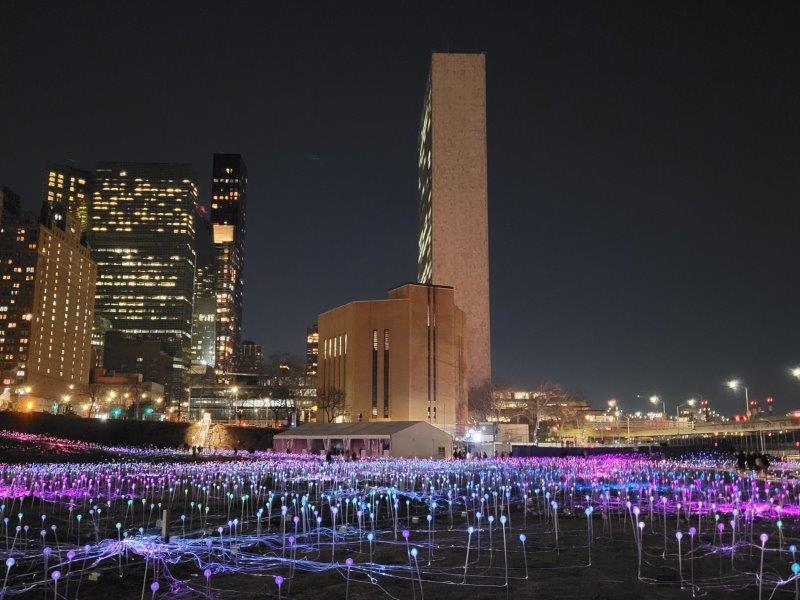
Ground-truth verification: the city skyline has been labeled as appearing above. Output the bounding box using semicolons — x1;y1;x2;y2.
2;2;799;412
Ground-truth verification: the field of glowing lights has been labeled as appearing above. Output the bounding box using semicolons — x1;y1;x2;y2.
0;432;800;598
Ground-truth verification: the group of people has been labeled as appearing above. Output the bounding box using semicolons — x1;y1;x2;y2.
452;449;504;460
736;450;771;472
324;447;360;463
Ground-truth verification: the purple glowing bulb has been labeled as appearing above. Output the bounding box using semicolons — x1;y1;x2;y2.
275;575;284;587
51;570;60;581
346;557;353;567
402;529;410;539
150;581;160;592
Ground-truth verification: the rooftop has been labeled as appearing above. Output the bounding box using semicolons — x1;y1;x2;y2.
274;421;437;437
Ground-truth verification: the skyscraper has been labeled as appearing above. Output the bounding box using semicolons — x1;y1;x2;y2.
0;187;21;226
211;154;247;378
191;204;216;368
88;162;198;401
239;340;263;374
0;202;95;409
305;324;318;380
417;52;491;397
43;163;93;232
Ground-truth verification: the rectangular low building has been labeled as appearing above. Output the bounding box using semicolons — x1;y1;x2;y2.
317;282;466;436
274;421;452;458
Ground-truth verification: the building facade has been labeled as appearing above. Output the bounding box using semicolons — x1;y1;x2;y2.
86;369;164;420
239;340;263;374
211;154;247;378
89;162;198;402
0;202;95;409
306;325;318;379
43;163;93;232
191;204;216;368
188;384;294;425
417;52;491;396
316;283;466;436
0;187;21;226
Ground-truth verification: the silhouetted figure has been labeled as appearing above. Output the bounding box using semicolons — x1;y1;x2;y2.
736;450;746;470
746;452;756;471
326;451;332;463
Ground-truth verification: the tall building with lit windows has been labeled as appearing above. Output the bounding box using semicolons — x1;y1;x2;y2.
43;163;93;232
191;204;216;368
211;154;247;379
88;162;198;401
305;325;318;380
316;283;465;435
417;52;491;404
0;202;95;410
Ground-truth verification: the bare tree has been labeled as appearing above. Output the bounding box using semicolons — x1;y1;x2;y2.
468;382;505;424
316;387;346;423
514;382;584;443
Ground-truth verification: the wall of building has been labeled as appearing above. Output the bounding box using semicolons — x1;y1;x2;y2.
317;284;465;435
390;422;452;458
419;52;491;395
27;217;96;401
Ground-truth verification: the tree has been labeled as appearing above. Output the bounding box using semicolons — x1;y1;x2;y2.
468;382;505;424
316;387;346;423
513;382;584;443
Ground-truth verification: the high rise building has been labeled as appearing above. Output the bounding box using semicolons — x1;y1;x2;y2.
43;163;93;232
417;52;491;400
211;154;247;379
305;324;318;380
0;186;21;226
0;202;95;409
191;204;216;368
88;162;198;401
317;283;466;435
239;340;263;374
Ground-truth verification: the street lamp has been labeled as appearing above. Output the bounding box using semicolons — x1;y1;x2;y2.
791;367;800;380
676;398;696;418
649;395;666;417
230;386;239;424
727;379;749;416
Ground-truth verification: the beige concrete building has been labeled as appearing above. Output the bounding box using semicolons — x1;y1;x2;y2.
0;203;96;411
417;52;491;398
317;283;466;436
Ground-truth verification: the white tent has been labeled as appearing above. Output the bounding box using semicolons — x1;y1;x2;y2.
274;421;453;458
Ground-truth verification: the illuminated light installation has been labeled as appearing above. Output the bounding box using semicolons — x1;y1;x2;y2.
0;430;798;596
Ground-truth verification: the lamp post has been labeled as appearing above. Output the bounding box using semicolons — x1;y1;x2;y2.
649;395;666;418
229;386;239;424
676;398;696;419
727;380;749;416
791;367;800;381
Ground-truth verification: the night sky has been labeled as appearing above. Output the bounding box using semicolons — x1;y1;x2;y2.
2;1;799;414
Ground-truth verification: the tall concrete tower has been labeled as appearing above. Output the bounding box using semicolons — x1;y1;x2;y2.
417;52;491;395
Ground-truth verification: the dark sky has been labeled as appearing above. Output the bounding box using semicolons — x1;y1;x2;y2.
2;1;799;414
